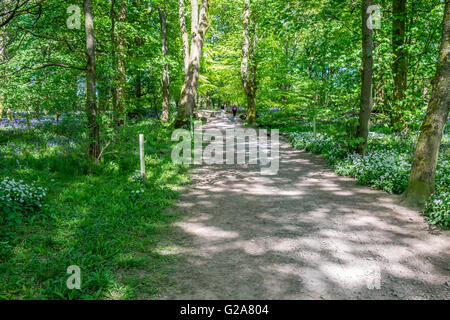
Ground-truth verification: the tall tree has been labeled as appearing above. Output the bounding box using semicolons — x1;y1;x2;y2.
174;0;210;128
111;0;127;127
178;0;190;75
84;0;100;162
159;5;170;122
357;0;374;155
392;0;407;130
175;0;190;127
403;0;450;206
240;0;258;125
0;30;6;119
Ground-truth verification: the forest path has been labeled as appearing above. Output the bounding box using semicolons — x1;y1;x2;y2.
159;116;450;299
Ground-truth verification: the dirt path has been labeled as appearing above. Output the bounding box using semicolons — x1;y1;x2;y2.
159;116;450;300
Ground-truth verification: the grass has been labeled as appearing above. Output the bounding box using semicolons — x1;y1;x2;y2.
0;117;189;299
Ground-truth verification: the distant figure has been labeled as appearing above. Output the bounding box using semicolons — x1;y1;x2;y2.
232;105;237;119
220;105;225;118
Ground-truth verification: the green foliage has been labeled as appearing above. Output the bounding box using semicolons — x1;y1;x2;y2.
424;156;450;228
0;118;189;299
256;109;305;132
1;0;448;299
0;177;48;224
335;150;412;194
424;192;450;229
327;118;363;152
289;128;450;230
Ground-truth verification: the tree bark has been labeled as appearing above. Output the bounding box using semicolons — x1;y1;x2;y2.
403;0;450;206
0;30;5;120
240;0;258;125
159;6;170;122
111;0;127;127
191;0;199;37
392;0;407;131
174;0;190;127
0;30;5;61
6;108;13;121
178;0;190;74
174;0;209;128
110;0;117;120
84;0;100;163
357;0;374;155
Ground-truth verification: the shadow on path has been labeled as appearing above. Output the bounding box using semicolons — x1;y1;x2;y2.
160;116;450;299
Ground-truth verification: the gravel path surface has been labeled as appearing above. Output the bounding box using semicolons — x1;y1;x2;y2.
160;116;450;300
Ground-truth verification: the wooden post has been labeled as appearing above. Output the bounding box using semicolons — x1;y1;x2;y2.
139;134;145;182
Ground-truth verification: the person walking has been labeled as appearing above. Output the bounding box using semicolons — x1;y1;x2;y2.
220;104;225;118
232;105;237;120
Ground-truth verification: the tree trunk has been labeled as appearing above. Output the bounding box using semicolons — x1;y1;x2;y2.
0;30;3;61
357;0;374;155
84;0;100;163
403;0;450;206
6;108;13;122
111;0;127;127
0;30;6;120
392;0;407;131
240;0;258;125
174;0;210;128
174;0;190;127
159;6;170;122
135;71;142;99
110;0;117;121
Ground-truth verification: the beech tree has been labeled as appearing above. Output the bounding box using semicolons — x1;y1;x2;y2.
357;0;374;155
0;30;6;119
159;4;170;122
110;0;127;127
240;0;258;125
403;0;449;206
84;0;100;162
392;0;407;130
174;0;210;128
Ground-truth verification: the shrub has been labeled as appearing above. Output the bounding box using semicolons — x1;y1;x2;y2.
424;192;449;228
289;132;347;164
0;177;47;222
424;158;450;228
334;151;411;194
289;129;449;229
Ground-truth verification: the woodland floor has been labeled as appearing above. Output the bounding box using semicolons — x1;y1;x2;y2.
158;115;450;300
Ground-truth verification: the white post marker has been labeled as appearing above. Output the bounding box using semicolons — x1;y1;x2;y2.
139;134;145;182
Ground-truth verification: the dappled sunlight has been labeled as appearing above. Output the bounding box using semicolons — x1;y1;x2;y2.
160;117;450;300
178;222;240;241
